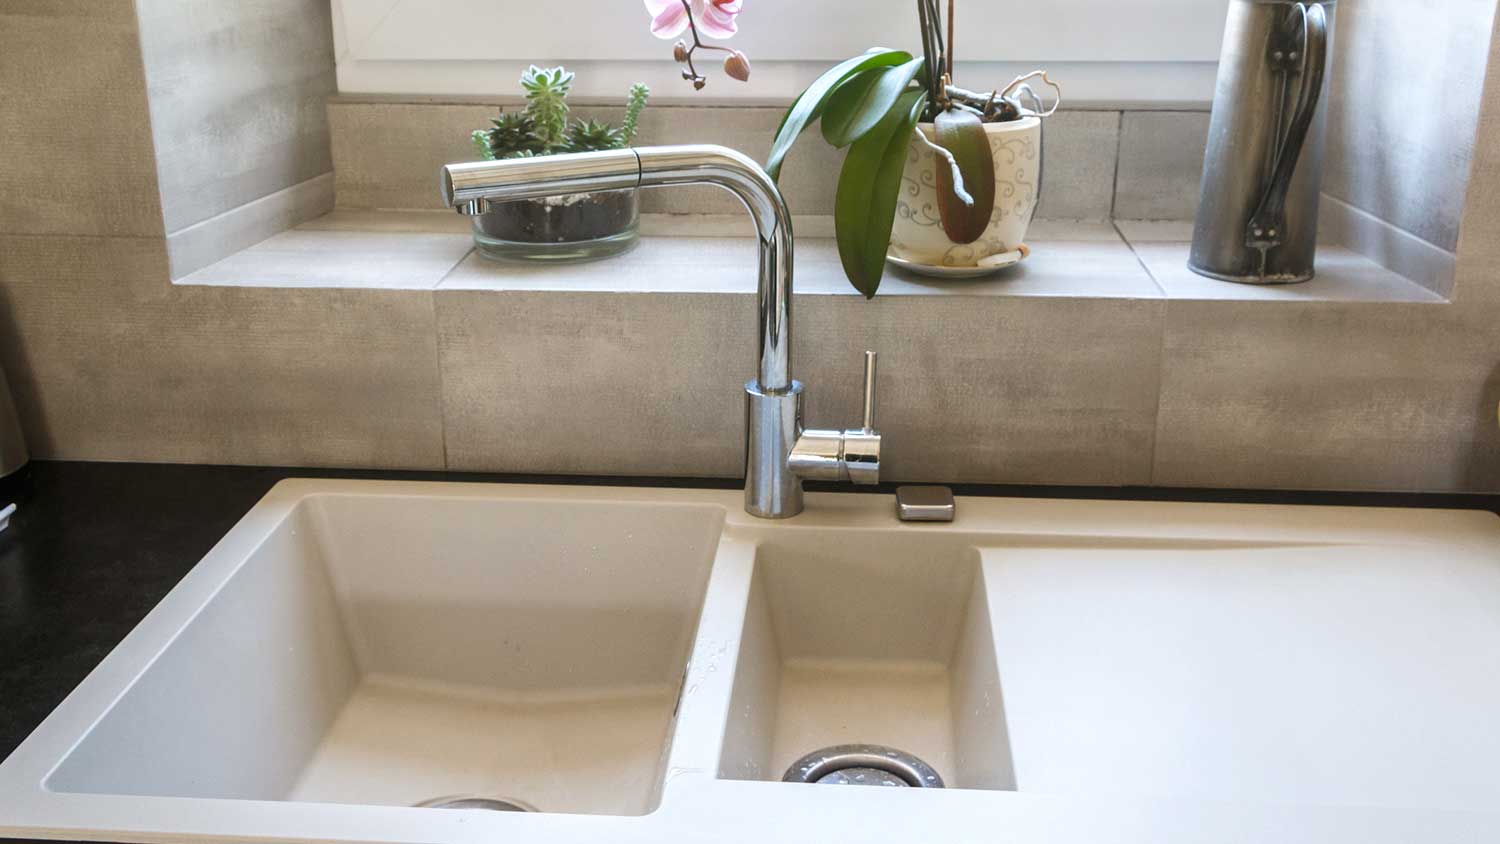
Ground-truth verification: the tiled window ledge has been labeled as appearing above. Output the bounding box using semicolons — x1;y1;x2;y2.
178;210;1445;305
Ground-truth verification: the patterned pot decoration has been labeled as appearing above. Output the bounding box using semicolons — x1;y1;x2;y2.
889;117;1041;269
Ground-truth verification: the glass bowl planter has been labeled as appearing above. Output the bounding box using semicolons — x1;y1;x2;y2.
472;188;640;263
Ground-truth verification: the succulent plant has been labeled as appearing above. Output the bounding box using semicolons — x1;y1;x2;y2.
472;112;546;161
563;119;625;154
621;82;650;146
520;65;574;150
471;68;650;160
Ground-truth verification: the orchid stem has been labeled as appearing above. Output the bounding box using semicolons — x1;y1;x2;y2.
946;0;955;80
677;0;730;85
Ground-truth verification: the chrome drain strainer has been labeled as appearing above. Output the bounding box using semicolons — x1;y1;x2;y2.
782;744;944;788
414;795;537;812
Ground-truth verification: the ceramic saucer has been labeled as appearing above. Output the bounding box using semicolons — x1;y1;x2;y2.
886;245;1029;279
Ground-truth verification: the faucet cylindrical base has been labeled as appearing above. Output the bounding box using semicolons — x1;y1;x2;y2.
745;380;804;519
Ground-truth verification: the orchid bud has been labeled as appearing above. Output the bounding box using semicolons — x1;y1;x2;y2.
723;49;751;82
693;77;707;90
672;40;690;63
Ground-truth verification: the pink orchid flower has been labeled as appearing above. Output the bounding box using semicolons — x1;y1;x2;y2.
645;0;743;40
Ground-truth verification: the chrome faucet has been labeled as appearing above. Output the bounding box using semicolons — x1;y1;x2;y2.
440;144;880;519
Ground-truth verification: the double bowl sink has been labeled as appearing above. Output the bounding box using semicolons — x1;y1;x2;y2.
4;480;1500;843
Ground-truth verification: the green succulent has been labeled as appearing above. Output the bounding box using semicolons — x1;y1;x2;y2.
521;65;574;149
469;67;650;161
620;83;650;147
472;111;546;160
563;119;625;154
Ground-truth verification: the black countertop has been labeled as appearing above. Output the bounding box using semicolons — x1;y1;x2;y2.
3;459;1498;766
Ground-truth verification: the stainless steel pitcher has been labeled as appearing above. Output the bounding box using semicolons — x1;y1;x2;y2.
1190;0;1335;284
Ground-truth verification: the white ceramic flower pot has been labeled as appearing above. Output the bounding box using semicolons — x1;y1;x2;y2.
889;116;1042;269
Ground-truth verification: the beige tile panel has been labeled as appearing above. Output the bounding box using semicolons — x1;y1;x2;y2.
182;228;472;289
796;294;1165;486
439;238;758;293
1153;300;1500;492
330;101;846;218
1451;6;1500;307
136;0;338;232
1033;111;1120;221
299;209;473;234
166;173;336;279
330;102;499;211
436;289;1165;485
438;234;1159;300
0;234;445;468
435;290;756;478
0;4;164;237
304;210;824;239
1113;111;1210;222
1113;220;1196;243
330;101;1129;222
1317;195;1458;299
1026;220;1124;242
1322;0;1496;253
1133;242;1444;304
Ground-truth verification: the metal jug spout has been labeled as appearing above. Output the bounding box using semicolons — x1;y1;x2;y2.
1190;1;1337;285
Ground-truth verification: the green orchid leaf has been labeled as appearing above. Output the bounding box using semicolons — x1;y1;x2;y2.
933;108;995;245
835;89;927;299
820;56;925;148
766;49;912;183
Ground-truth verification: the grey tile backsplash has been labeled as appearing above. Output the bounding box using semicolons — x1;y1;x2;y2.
1112;111;1211;222
0;3;164;238
135;0;338;234
3;0;1500;494
1322;0;1498;254
331;99;1191;224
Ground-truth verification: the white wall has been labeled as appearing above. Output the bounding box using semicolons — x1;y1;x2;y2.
331;0;1230;104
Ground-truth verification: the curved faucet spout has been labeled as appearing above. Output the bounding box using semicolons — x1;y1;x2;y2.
442;145;794;392
441;145;874;520
634;147;794;393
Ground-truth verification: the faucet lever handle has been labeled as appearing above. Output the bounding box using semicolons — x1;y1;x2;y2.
842;350;881;485
861;351;877;432
787;350;883;486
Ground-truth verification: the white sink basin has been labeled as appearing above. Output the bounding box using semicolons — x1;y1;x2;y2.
4;480;1500;844
43;492;723;816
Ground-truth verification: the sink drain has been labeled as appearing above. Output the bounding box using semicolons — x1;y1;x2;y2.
782;744;943;788
414;795;537;812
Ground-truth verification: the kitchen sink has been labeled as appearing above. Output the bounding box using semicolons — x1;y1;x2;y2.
4;480;1500;844
40;489;723;817
715;529;1010;790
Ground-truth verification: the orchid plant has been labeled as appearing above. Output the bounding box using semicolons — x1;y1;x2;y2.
648;0;1057;298
646;0;750;88
767;0;1058;296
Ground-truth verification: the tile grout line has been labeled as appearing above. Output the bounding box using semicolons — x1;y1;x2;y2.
426;289;451;471
1144;295;1172;489
1108;111;1125;221
1112;218;1172;487
430;245;474;468
1113;220;1171;299
431;246;475;291
1;232;164;244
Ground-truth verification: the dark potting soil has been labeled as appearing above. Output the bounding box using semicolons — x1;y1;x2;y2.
475;190;637;243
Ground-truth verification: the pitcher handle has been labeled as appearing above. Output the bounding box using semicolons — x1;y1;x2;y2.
1244;2;1329;253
